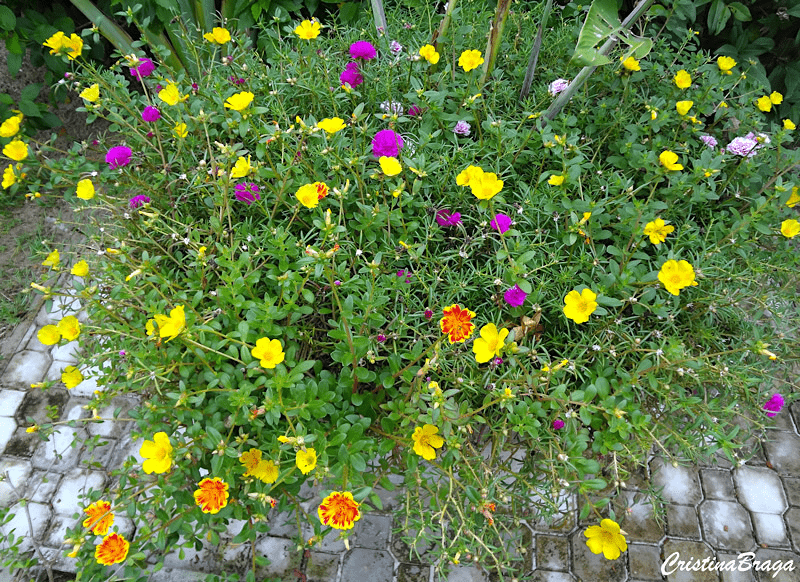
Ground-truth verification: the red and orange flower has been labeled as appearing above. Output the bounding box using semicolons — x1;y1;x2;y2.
314;181;329;200
318;491;362;530
95;533;129;566
194;477;230;514
439;304;476;343
83;500;114;535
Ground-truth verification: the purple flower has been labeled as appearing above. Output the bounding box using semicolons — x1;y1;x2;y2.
339;61;363;87
424;309;433;319
130;57;155;79
553;419;565;430
377;334;387;343
192;82;199;92
350;40;377;60
141;106;161;122
397;269;405;277
372;129;404;158
490;213;512;233
234;182;261;205
700;135;717;148
129;194;151;208
334;280;341;286
106;146;132;169
146;131;154;138
763;393;785;418
407;105;422;116
435;209;462;227
726;136;759;158
504;284;527;307
548;78;570;96
390;40;403;54
453;120;471;136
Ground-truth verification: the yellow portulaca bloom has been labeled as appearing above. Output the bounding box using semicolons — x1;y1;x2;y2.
172;123;188;138
251;337;285;369
658;259;698;295
294;19;321;40
620;56;640;71
140;432;173;474
76;179;95;200
472;323;509;364
379;156;402;176
230;155;251;178
37;325;61;345
469;172;503;200
659;150;683;171
419;44;440;65
71;260;89;277
2;164;17;189
158;83;186;106
717;56;736;74
61;366;83;389
224;91;254;112
548;174;565;186
757;96;773;112
563;288;598;324
153;305;186;341
675;100;693;116
296;448;317;474
784;119;796;130
42;249;60;269
786;187;800;208
58;316;81;341
585;519;627;560
203;27;231;44
770;91;783;105
3;140;28;162
780;219;800;238
0;114;23;138
317;117;346;134
673;69;691;89
458;50;484;72
295;183;321;208
43;32;83;60
643;218;674;245
456;165;484;187
79;84;100;103
412;424;444;460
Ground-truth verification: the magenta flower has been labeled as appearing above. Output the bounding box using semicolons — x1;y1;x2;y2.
763;393;785;418
407;105;422;116
435;209;462;227
504;284;527;307
553;419;565;430
106;146;132;169
377;334;387;343
372;129;404;158
141;106;161;122
234;182;261;205
453;120;471;136
339;61;364;87
424;309;433;319
130;57;155;79
129;194;151;208
490;214;512;233
350;40;377;60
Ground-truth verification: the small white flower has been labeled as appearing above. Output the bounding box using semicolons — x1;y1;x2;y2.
183;237;190;245
355;249;363;256
90;171;98;177
592;344;601;351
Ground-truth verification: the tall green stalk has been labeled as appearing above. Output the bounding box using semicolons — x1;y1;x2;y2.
478;0;512;88
371;0;387;32
520;0;554;99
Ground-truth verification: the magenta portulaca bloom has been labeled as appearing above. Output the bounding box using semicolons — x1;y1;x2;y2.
350;40;377;60
106;146;133;169
234;182;260;205
763;393;785;418
504;284;527;307
435;209;461;227
407;105;422;116
130;57;155;79
553;419;565;429
371;129;404;158
129;195;151;208
141;106;161;122
490;214;512;233
339;62;363;87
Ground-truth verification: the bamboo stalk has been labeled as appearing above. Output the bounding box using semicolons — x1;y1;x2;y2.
431;0;458;49
479;0;512;88
371;0;387;33
520;0;554;99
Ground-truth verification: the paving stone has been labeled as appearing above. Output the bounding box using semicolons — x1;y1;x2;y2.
0;418;16;456
306;551;341;582
751;548;800;581
254;536;302;578
353;513;391;550
44;295;83;323
766;408;795;432
341;548;394;582
751;513;789;547
661;539;719;581
791;403;800;435
699;500;755;552
0;459;33;507
39;545;79;575
24;328;53;352
44;513;75;548
106;429;144;471
31;426;85;472
51;468;106;516
763;432;800;475
569;529;626;582
616;490;665;544
784;508;800;553
46;359;78;384
536;534;570;571
702;469;736;501
650;458;703;506
667;504;701;539
444;564;489;582
716;552;757;582
627;543;664;581
527;573;577;582
85;398;137;438
530;493;577;533
0;501;51;552
0;391;25;417
733;466;788;514
14;388;69;425
28;470;61;504
391;527;436;564
3;350;51;386
148;569;209;582
781;478;800;506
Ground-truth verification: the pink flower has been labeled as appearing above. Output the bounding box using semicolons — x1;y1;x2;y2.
234;182;260;205
130;57;155;79
106;146;132;169
372;129;404;158
490;214;512;233
453;120;471;136
377;334;386;343
350;40;377;60
763;393;785;418
339;62;363;87
548;78;570;96
553;419;565;429
424;309;433;319
407;105;422;116
700;135;717;148
390;40;403;54
435;209;461;227
129;195;150;208
141;106;161;122
726;136;759;157
504;285;527;307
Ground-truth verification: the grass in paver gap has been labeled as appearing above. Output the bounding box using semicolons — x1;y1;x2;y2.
0;0;798;580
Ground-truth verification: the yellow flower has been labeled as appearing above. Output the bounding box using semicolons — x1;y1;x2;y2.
296;448;317;474
251;337;285;369
379;156;402;176
57;316;81;341
548;174;565;186
563;288;598;324
240;449;279;483
83;500;114;535
61;366;83;389
659;150;683;171
153;305;186;341
230;155;251;178
172;123;188;138
675;100;693;116
79;84;100;103
786;187;800;208
295;183;321;208
158;83;186;106
412;424;444;460
717;56;736;74
469;172;503;200
770;91;783;105
2;164;17;189
780;218;800;238
37;325;61;345
145;319;155;336
783;119;796;130
458;50;484;72
419;44;440;64
585;519;627;560
140;431;173;474
224;91;254;112
620;56;640;71
456;165;484;187
0;114;23;138
673;69;691;89
42;249;60;269
643;218;675;245
318;491;361;530
658;259;698;295
71;260;89;277
43;32;82;60
472;323;509;364
757;96;773;112
317;117;346;134
3;140;28;162
76;179;95;200
203;27;231;44
294;19;321;40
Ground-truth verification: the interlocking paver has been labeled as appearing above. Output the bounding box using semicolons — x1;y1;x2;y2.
340;548;394;582
527;573;577;582
698;500;755;552
627;543;664;581
751;548;800;582
443;565;489;581
650;458;703;505
701;469;736;501
0;418;16;456
536;534;570;571
734;466;788;513
661;539;719;581
570;529;627;582
254;536;302;578
667;504;701;538
763;432;800;475
783;507;800;553
31;426;84;471
0;390;25;417
751;512;789;547
781;477;800;506
51;467;106;516
767;408;796;432
352;513;391;550
28;469;61;504
3;350;51;386
617;491;665;544
716;552;756;582
0;459;33;507
0;501;51;552
306;551;341;582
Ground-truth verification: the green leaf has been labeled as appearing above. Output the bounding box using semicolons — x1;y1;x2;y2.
0;6;15;31
708;0;731;35
728;2;751;21
18;100;40;118
350;453;366;472
570;0;620;67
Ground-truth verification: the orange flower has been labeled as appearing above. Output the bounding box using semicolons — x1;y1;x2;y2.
318;491;362;530
94;533;129;566
314;181;329;200
439;304;476;343
194;477;229;514
83;500;114;535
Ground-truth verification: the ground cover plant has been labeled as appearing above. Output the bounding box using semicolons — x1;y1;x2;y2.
3;0;800;579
